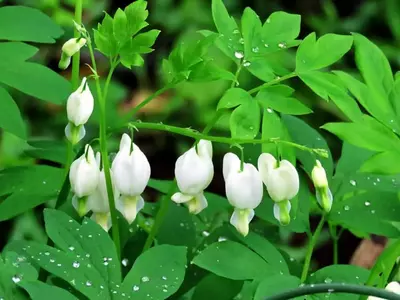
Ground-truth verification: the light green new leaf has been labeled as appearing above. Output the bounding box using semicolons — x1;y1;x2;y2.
296;33;353;72
0;60;71;104
192;241;269;280
0;86;26;139
121;245;187;300
230;100;260;139
256;85;312;115
360;151;400;174
20;282;78;300
125;0;149;36
0;6;63;43
353;33;393;100
300;71;362;122
113;8;129;44
217;88;251;110
254;275;301;300
0;42;38;61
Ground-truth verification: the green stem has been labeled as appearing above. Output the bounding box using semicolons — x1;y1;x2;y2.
329;222;339;265
248;72;297;94
87;42;121;258
128;121;327;157
71;0;83;90
265;283;400;300
301;216;325;283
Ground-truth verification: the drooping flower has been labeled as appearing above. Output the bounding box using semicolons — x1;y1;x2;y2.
69;145;100;216
258;153;299;225
171;140;214;214
59;37;87;70
223;152;263;236
111;134;151;224
87;152;118;231
65;77;94;145
311;160;333;213
367;281;400;300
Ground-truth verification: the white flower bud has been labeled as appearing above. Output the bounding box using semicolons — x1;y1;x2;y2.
59;38;86;70
172;140;214;214
311;160;333;213
367;281;400;300
258;153;299;202
112;134;151;224
70;145;99;198
223;153;263;236
67;77;94;126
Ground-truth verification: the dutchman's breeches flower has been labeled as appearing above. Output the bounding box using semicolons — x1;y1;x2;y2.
65;77;94;145
112;134;151;224
172;140;214;214
258;153;299;226
367;281;400;300
223;153;263;236
69;145;100;216
311;160;333;213
59;37;87;70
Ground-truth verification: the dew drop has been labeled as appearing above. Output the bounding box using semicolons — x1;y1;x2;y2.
163;289;168;293
243;60;251;67
141;276;150;283
50;259;55;263
133;285;140;292
122;258;129;267
12;275;21;284
234;51;244;59
364;201;371;206
72;261;80;268
349;180;356;186
371;210;376;214
68;246;75;251
324;277;332;284
44;252;50;256
233;29;240;34
278;42;287;49
344;205;350;211
239;38;244;44
252;47;259;53
202;231;210;237
218;236;228;242
85;281;92;287
376;178;381;182
162;276;167;280
267;108;273;113
264;43;269;48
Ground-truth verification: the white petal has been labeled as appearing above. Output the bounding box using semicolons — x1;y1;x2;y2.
222;152;241;181
72;195;90;216
257;153;277;184
171;192;193;204
273;201;291;225
116;195;144;224
91;212;111;232
230;208;255;236
386;282;400;294
197;140;213;158
316;187;333;213
64;123;86;144
66;77;94;126
187;193;208;214
119;133;132;151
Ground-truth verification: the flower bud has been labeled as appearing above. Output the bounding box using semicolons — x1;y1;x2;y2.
67;77;94;126
69;145;100;216
172;140;214;214
223;153;263;236
258;153;299;203
311;160;333;213
111;134;151;224
367;281;400;300
59;38;86;70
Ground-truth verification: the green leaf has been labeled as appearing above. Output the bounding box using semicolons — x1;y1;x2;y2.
0;6;63;43
0;60;71;104
261;11;301;47
125;0;149;36
360;151;400;174
217;88;251;110
230;100;260;139
25;139;67;164
241;7;262;59
44;209;121;286
0;42;38;61
330;192;400;237
0;166;64;221
121;245;187;299
94;13;118;57
254;275;301;300
0;86;26;139
192;274;243;300
308;265;369;300
256;85;312;115
20;282;78;300
322;117;400;153
300;71;363;122
192;241;269;280
352;33;393;100
131;29;160;53
283;115;333;176
296;33;353;72
113;8;129;44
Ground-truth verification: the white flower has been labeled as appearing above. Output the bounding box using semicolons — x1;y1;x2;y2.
112;134;151;224
258;153;299;202
69;145;100;216
258;153;299;225
223;152;263;236
59;38;86;70
66;77;94;126
311;160;333;213
367;281;400;300
171;140;214;214
87;153;118;231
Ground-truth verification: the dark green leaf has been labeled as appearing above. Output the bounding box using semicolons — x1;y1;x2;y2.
192;241;269;280
0;6;63;43
0;86;26;139
254;275;301;300
121;245;187;299
25;139;67;164
217;88;251;110
20;281;78;300
0;42;38;61
230;100;260;139
192;274;243;300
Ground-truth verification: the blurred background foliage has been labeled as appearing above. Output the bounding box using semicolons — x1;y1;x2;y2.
0;0;399;267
